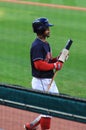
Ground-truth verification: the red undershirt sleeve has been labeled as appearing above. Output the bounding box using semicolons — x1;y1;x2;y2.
34;60;54;71
51;57;58;63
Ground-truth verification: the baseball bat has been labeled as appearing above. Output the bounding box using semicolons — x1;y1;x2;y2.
47;39;73;92
65;39;73;50
47;70;57;92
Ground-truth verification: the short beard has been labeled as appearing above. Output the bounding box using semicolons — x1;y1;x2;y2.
43;33;50;38
47;35;50;38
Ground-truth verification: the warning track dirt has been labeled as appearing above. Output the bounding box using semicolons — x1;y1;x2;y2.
0;0;86;12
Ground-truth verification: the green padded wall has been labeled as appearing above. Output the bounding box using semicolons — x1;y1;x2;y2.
0;84;86;123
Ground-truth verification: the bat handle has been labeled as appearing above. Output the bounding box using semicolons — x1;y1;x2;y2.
47;70;57;91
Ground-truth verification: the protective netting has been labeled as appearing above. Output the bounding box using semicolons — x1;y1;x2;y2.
0;105;86;130
0;84;86;130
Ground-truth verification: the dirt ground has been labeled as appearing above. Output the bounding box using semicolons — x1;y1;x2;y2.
0;105;86;130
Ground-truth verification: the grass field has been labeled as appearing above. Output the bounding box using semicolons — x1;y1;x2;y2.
0;0;86;98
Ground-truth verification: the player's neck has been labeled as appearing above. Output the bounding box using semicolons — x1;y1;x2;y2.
37;35;46;42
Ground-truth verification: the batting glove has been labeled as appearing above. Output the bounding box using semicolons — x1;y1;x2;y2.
54;61;63;71
58;48;69;62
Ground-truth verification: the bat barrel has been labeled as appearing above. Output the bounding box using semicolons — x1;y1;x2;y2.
65;39;73;50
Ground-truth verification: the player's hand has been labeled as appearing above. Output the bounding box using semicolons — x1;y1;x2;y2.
58;49;69;62
54;61;63;71
65;53;69;61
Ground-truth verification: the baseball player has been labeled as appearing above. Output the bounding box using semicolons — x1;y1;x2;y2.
24;17;68;130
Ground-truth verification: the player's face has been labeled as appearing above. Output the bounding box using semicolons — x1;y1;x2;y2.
43;27;50;38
